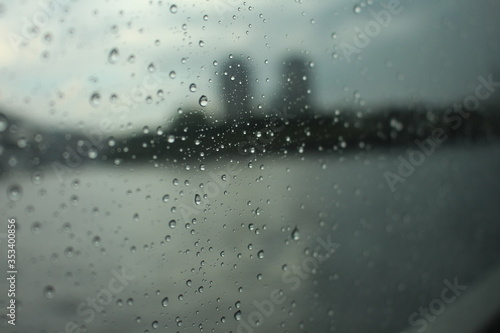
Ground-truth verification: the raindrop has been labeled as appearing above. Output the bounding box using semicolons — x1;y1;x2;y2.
162;194;169;203
108;137;116;147
152;321;159;329
257;250;264;259
169;219;176;228
194;194;201;205
92;236;101;247
148;63;156;73
292;227;300;240
199;95;208;107
64;247;74;257
43;286;55;299
161;297;169;307
169;71;176;79
353;4;362;13
7;184;22;201
70;195;79;205
31;222;42;234
88;148;98;159
108;48;119;64
167;135;175;143
170;4;177;13
31;171;43;185
234;310;242;321
189;83;197;92
89;92;101;107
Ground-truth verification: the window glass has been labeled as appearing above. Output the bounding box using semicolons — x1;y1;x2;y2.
1;1;500;332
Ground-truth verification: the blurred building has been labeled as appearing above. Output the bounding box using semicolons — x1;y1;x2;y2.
273;56;312;117
221;58;251;123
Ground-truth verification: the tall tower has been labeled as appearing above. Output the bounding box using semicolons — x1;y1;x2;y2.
221;59;251;123
275;56;312;117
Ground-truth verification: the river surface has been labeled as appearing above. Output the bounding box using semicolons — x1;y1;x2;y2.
1;143;500;333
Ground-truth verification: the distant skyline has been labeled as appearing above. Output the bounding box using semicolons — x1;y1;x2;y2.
0;0;499;133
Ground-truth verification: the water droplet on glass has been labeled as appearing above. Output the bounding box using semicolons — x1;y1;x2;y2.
353;4;362;13
88;148;98;159
167;135;175;143
31;221;42;234
7;184;22;201
199;95;208;107
161;297;169;307
89;92;101;107
108;137;116;147
169;219;176;229
234;310;242;321
189;83;197;92
92;236;101;247
162;194;169;203
148;63;156;73
43;286;55;299
170;4;177;13
194;194;201;205
292;227;300;240
257;250;264;259
108;48;119;64
169;71;176;79
64;246;74;257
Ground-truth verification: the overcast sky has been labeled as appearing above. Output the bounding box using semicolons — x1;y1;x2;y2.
0;0;499;133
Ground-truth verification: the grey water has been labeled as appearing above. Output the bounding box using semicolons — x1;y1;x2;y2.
1;143;500;333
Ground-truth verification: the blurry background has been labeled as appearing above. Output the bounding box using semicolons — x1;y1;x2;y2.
1;0;500;332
